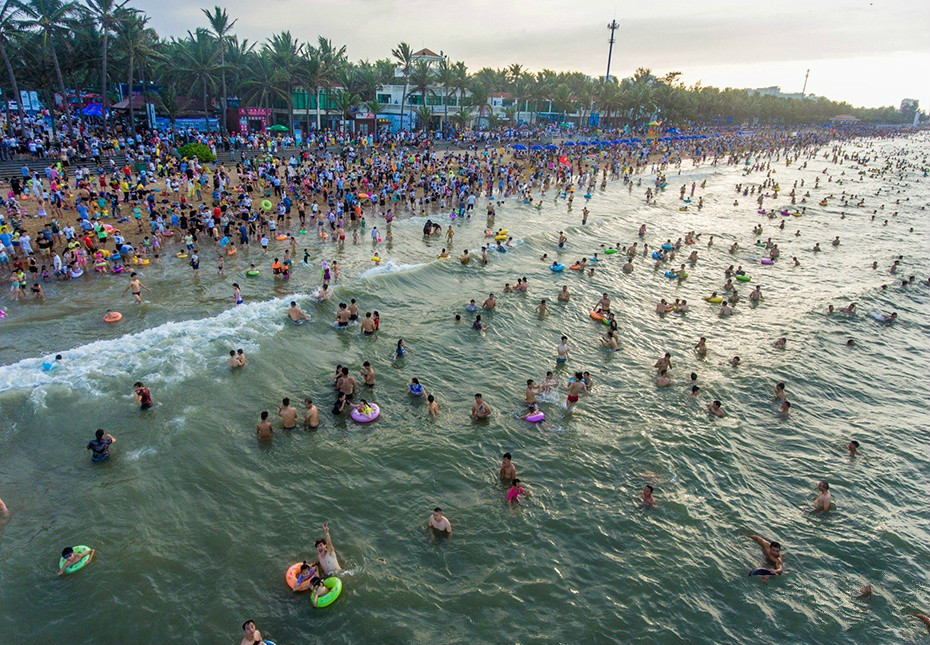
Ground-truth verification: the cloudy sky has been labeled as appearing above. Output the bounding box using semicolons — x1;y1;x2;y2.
136;0;930;109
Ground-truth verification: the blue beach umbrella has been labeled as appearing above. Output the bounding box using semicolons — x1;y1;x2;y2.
563;141;576;146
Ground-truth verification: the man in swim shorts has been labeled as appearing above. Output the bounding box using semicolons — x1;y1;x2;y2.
557;286;570;302
556;336;569;364
566;373;587;411
360;313;376;334
122;272;150;304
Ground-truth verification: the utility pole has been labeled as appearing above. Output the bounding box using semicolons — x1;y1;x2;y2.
605;20;620;82
801;68;810;97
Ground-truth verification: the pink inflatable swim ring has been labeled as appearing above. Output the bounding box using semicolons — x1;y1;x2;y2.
350;403;380;423
525;411;545;423
760;259;774;265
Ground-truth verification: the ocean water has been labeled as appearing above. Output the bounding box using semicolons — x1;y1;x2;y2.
1;134;928;644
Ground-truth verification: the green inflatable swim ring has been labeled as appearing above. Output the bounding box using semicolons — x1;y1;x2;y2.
736;275;751;282
247;270;260;276
59;545;92;574
312;576;343;608
604;248;617;254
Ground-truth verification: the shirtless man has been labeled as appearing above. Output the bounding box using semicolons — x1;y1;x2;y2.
313;524;341;576
556;336;569;365
707;400;726;417
719;302;733;317
228;349;245;368
240;620;263;645
360;313;376;335
288;301;309;322
774;382;787;401
427;394;439;416
121;272;151;304
337;367;356;400
655;352;671;372
847;440;860;457
335;303;351;326
277;398;298;429
694;337;707;358
656;370;671;388
500;452;517;484
535;299;549;315
57;546;95;576
359;361;375;386
256;411;273;440
304;398;319;429
471;393;491;419
642;484;656;507
566;372;587;411
524;379;539;406
557;286;570;302
595;293;611;314
347;299;359;321
743;533;784;576
428;508;452;535
483;293;496;310
813;480;832;512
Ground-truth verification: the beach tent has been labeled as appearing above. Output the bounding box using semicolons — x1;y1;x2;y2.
512;144;527;150
82;104;104;117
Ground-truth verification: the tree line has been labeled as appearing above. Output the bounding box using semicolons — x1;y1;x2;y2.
0;0;920;136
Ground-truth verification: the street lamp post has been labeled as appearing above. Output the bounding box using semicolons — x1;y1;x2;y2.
605;20;620;82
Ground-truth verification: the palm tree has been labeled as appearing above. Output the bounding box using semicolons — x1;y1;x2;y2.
265;30;302;136
434;58;454;130
16;0;78;116
114;12;155;132
467;80;490;128
241;48;277;112
409;58;433;110
202;6;237;133
391;41;412;130
84;0;130;125
414;103;431;132
331;89;358;132
173;29;222;125
0;0;25;124
313;36;346;131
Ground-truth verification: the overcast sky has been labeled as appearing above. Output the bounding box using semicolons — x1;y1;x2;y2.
136;0;930;109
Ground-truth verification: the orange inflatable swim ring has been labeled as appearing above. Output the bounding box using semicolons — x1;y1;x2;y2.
103;310;122;323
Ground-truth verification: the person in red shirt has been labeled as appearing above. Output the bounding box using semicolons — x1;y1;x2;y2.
133;381;153;410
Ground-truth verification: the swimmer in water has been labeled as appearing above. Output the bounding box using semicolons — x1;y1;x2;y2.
122;272;151;304
847;440;860;457
707;400;726;417
57;546;96;576
565;372;587;411
288;301;309;322
813;480;832;512
277;398;298;430
557;286;570;302
427;394;439;417
656;369;671;388
500;453;517;484
313;524;341;576
428;507;452;535
507;479;528;508
228;349;245;368
240;620;263;645
471;393;491;419
256;411;273;440
641;484;656;507
694;337;707;358
743;533;784;579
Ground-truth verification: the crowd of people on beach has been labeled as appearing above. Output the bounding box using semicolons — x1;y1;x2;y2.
1;118;929;642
